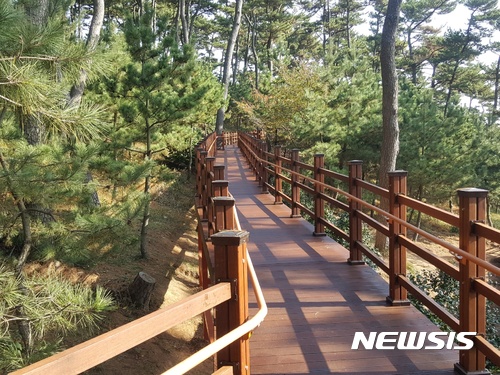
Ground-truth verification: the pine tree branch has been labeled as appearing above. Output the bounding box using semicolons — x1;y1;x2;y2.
151;147;168;155
23;208;57;222
4;302;73;324
0;105;6;124
0;151;32;275
0;56;61;62
124;147;146;155
0;93;22;107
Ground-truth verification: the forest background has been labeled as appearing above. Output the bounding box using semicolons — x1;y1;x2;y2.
1;0;500;372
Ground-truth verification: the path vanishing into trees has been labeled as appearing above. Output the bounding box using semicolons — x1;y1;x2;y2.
219;144;457;374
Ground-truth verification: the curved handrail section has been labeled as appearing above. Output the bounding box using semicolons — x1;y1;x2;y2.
190;131;267;374
164;246;267;374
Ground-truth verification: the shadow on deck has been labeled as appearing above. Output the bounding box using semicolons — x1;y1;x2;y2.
219;145;458;375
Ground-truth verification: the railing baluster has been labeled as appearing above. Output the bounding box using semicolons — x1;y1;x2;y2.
387;170;409;306
348;160;364;264
313;154;326;236
456;188;489;375
290;149;301;218
274;145;283;204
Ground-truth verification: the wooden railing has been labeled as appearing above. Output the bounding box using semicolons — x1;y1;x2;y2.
238;131;500;375
10;131;266;375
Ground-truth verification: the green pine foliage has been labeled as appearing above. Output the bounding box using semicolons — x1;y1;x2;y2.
409;269;500;372
0;263;115;372
398;80;482;203
111;5;222;258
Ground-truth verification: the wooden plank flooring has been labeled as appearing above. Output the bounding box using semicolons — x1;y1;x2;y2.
218;145;458;374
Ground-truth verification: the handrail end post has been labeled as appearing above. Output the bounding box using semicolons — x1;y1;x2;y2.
212;230;251;375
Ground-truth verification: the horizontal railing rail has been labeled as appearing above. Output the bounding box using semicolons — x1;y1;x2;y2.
238;131;500;374
10;283;232;375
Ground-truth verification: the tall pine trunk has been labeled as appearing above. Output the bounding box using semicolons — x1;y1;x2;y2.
491;55;500;125
15;1;50;357
0;149;34;357
140;118;152;259
67;0;105;207
178;0;190;45
215;0;244;135
67;0;105;107
375;0;402;254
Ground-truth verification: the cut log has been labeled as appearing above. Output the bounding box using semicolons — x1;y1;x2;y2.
128;271;156;310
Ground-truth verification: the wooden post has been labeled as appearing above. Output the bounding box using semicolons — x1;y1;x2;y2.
254;138;259;174
386;170;410;306
212;230;250;375
213;180;229;197
260;141;267;193
248;137;255;172
256;140;262;185
198;150;208;212
213;197;236;232
214;165;226;181
209;181;229;237
195;148;202;204
455;188;489;375
198;226;209;289
274;146;283;204
313;154;326;236
290;149;301;218
348;161;364;264
204;157;216;221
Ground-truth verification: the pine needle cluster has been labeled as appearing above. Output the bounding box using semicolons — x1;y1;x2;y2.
0;263;115;372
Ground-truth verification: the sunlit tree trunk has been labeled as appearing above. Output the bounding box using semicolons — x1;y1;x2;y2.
492;55;500;125
68;0;105;108
21;0;49;145
179;0;190;45
215;0;244;135
67;0;105;207
376;0;402;254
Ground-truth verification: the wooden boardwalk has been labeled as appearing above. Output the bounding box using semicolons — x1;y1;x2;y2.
218;145;458;375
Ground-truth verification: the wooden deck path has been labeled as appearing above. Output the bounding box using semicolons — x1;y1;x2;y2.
218;145;458;375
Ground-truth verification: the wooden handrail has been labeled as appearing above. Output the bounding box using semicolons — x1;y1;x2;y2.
10;283;232;375
238;131;500;372
11;132;265;375
189;132;267;375
238;133;500;276
165;242;268;375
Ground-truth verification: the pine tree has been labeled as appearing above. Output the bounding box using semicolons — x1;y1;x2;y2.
0;0;128;360
119;4;221;258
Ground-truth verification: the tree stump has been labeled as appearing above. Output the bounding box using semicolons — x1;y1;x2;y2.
128;271;156;310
